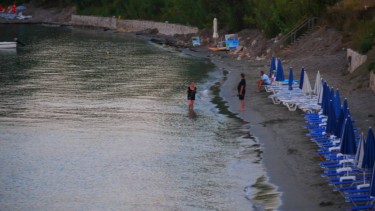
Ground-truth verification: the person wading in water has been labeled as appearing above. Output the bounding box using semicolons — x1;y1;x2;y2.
187;81;197;110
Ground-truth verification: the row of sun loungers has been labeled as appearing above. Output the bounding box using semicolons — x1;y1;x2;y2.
306;112;375;210
264;65;375;210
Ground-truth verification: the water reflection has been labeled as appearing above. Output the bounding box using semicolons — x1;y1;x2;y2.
0;25;278;211
188;109;197;119
0;48;17;55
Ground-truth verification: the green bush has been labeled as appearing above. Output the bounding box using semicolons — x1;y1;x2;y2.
369;61;375;73
350;20;375;54
17;0;346;38
360;35;374;54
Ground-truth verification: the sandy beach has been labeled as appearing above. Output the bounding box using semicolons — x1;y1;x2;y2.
2;4;375;210
210;52;346;211
183;48;341;210
185;27;374;210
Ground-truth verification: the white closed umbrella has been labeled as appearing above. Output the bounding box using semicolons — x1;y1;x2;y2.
302;70;312;95
213;18;219;39
318;79;324;104
355;132;365;169
313;71;321;95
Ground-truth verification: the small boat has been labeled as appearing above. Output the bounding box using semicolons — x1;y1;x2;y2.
0;42;17;49
208;47;228;52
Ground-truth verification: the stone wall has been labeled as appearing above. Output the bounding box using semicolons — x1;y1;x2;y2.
70;15;198;36
117;20;198;35
370;71;375;93
347;48;367;73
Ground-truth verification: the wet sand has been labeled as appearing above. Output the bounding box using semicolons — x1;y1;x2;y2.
185;47;347;210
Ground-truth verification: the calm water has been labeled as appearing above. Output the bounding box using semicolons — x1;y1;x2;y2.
0;25;279;210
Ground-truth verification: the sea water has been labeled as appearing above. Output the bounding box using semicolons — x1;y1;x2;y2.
0;25;279;210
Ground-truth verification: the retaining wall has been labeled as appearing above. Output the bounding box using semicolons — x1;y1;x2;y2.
117;19;198;36
70;15;198;36
347;48;367;73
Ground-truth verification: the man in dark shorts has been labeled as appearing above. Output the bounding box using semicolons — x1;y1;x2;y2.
187;81;197;110
237;73;246;111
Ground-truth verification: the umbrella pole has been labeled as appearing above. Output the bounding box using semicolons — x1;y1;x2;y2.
363;171;366;184
345;155;349;176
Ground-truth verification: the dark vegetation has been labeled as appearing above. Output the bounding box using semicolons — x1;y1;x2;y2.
5;0;375;54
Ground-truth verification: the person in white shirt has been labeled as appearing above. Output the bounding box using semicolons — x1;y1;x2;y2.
257;70;271;91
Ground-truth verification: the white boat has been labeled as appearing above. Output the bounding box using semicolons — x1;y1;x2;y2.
0;42;17;49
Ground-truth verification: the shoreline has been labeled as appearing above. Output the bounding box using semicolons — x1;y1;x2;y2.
3;21;373;210
184;47;346;210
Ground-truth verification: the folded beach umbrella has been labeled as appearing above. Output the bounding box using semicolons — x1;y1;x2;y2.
299;67;305;89
362;128;375;170
326;100;337;134
335;107;345;137
355;132;365;168
302;70;312;95
318;79;324;105
288;67;293;90
322;82;330;115
343;98;348;115
330;87;335;101
355;132;369;185
346;108;352;119
334;89;341;117
358;127;375;186
313;71;321;95
370;163;375;197
318;79;326;105
270;56;276;76
276;58;284;82
324;86;335;115
340;116;357;155
324;84;332;115
213;18;218;39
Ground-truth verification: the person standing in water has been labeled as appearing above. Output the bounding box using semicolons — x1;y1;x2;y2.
237;73;246;111
187;81;197;110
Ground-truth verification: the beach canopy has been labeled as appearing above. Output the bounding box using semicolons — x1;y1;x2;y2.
299;67;305;89
276;58;284;81
340;116;357;155
288;68;293;90
302;70;312;95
